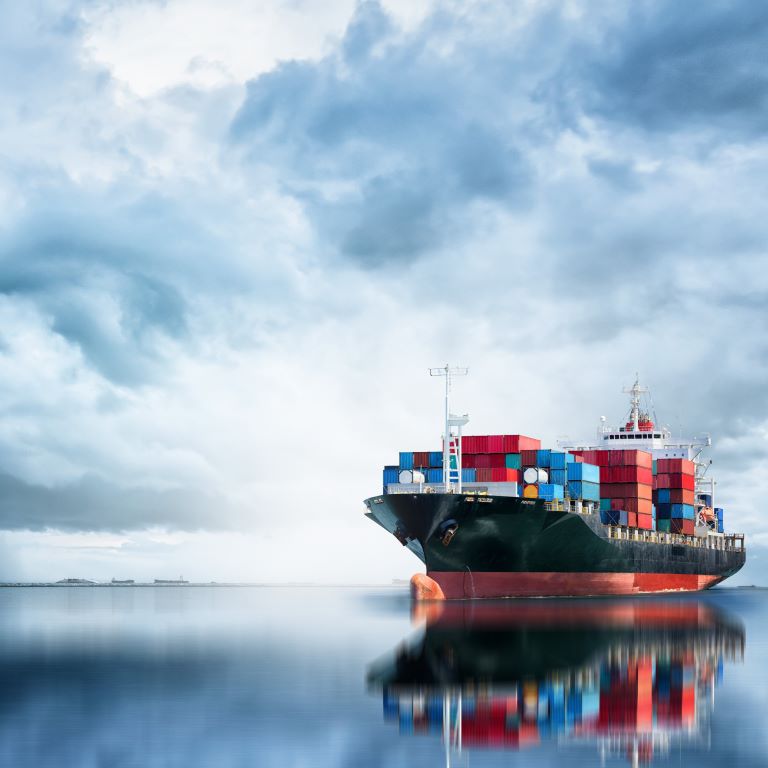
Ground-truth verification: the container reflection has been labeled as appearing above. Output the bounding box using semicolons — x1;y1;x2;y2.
367;599;744;765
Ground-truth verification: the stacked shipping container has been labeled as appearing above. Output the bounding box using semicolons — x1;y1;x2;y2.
385;435;541;496
386;443;726;538
654;459;696;535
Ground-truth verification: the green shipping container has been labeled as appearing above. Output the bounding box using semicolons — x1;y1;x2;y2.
600;498;612;512
505;453;521;469
652;459;657;475
656;519;671;533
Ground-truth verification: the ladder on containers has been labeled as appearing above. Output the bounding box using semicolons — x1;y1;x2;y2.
430;364;469;493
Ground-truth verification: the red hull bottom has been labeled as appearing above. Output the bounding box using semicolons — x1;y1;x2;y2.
428;571;724;599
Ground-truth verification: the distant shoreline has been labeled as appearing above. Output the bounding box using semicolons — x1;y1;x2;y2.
0;582;412;588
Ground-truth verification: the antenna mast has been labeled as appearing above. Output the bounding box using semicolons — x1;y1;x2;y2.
623;373;649;432
429;364;469;492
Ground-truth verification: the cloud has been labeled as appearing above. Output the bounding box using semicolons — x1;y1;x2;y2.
231;1;533;265
0;472;234;532
576;0;768;134
0;0;767;583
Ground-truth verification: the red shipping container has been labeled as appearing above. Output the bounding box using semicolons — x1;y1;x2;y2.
466;436;488;453
521;449;538;466
671;519;694;535
476;468;493;482
491;467;520;482
517;436;542;452
627;512;638;527
636;513;653;530
655;473;671;489
669;488;695;505
582;450;611;466
602;466;654;484
657;458;695;476
462;436;477;453
605;483;652;500
625;498;653;515
487;435;504;452
473;454;491;469
463;454;478;468
669;473;695;490
630;449;653;468
609;450;625;467
499;434;541;453
413;451;430;468
488;453;506;468
610;498;625;511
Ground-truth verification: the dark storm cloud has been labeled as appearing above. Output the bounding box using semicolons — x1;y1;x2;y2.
577;0;768;134
231;1;532;266
0;472;236;532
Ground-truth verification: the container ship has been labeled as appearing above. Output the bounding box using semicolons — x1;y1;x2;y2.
367;599;744;764
364;368;746;598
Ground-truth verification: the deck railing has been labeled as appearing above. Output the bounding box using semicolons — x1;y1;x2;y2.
606;526;745;552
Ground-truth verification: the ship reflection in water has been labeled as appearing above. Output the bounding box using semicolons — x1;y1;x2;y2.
367;600;745;766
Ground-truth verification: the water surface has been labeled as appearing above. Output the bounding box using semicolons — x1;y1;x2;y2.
0;586;766;767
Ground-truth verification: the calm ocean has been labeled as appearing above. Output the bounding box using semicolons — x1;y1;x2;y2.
0;586;765;767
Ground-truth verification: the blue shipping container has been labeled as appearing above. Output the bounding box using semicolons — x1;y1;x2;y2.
383;467;399;485
399;452;414;470
715;507;724;520
427;468;443;483
567;462;600;483
462;468;477;482
671;503;695;520
567;481;600;501
657;489;671;503
539;483;564;500
601;509;619;525
428;451;443;467
699;493;713;507
656;503;672;519
550;469;567;485
536;449;552;468
549;452;567;470
717;522;724;533
619;510;629;526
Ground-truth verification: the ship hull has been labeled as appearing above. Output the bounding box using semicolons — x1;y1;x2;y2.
365;492;745;598
427;570;724;598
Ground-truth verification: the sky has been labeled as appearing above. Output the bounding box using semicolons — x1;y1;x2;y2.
0;0;767;584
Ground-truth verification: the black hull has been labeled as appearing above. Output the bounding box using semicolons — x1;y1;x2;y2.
364;493;746;597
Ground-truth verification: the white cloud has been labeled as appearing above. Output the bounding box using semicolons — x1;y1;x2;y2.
82;0;436;96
